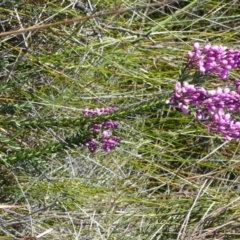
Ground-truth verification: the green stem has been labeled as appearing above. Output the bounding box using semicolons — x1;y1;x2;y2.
1;130;86;163
1;96;167;128
0;96;168;163
1;142;63;163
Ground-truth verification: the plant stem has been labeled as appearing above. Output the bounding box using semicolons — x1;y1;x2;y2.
1;96;167;128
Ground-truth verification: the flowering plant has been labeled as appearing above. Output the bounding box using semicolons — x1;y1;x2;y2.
167;43;240;141
83;107;120;152
187;42;240;80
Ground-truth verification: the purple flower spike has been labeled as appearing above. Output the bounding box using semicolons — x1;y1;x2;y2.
102;120;118;129
89;122;102;133
83;107;120;152
83;106;116;117
167;80;240;140
187;43;240;80
101;136;121;152
85;136;98;153
168;43;240;140
167;81;208;113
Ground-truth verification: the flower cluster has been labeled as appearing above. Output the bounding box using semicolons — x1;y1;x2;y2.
167;81;208;114
187;42;240;80
83;107;120;152
167;81;240;140
83;107;116;117
168;42;240;140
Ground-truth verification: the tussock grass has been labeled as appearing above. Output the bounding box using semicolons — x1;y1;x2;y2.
1;0;240;239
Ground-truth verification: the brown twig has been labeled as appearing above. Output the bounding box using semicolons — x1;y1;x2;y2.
0;1;173;37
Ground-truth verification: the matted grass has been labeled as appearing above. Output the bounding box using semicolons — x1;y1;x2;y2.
1;0;240;239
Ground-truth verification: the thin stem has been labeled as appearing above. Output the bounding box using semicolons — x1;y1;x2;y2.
1;130;86;163
0;96;167;128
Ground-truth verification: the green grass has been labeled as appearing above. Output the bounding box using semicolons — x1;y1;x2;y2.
1;0;240;239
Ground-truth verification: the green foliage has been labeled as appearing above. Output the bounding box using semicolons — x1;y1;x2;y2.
1;0;240;239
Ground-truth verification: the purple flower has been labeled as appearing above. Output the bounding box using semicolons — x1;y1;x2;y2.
166;81;208;114
101;136;121;152
202;109;240;140
83;107;120;152
187;43;240;80
102;120;118;129
85;136;98;153
167;81;240;140
83;107;116;117
89;122;102;133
